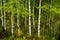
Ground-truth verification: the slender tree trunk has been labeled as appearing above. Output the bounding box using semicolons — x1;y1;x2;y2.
0;0;4;28
38;0;41;37
29;0;31;35
11;10;14;34
10;0;14;34
33;0;35;28
16;0;20;32
3;0;6;31
51;0;53;37
25;0;27;28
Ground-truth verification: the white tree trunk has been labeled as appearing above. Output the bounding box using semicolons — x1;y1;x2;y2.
11;11;14;34
38;0;41;37
11;13;14;34
32;0;35;28
10;0;14;34
16;0;20;32
0;0;4;28
33;7;35;27
29;0;31;35
25;0;27;27
3;0;6;31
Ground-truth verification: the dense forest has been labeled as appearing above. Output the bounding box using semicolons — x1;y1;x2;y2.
0;0;60;40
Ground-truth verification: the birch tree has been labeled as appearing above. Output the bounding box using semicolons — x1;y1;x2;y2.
50;0;53;38
16;0;20;32
29;0;31;35
53;0;57;36
38;0;41;37
10;0;14;34
33;0;35;28
0;0;4;29
3;0;6;31
25;0;27;28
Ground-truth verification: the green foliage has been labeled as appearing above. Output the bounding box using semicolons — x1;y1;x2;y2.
0;0;60;40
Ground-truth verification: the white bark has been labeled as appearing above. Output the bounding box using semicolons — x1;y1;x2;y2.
11;11;14;34
33;0;35;27
16;0;20;32
10;0;14;34
11;12;14;34
33;7;35;27
29;0;31;35
38;0;41;37
25;0;27;27
0;0;4;28
3;0;6;31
